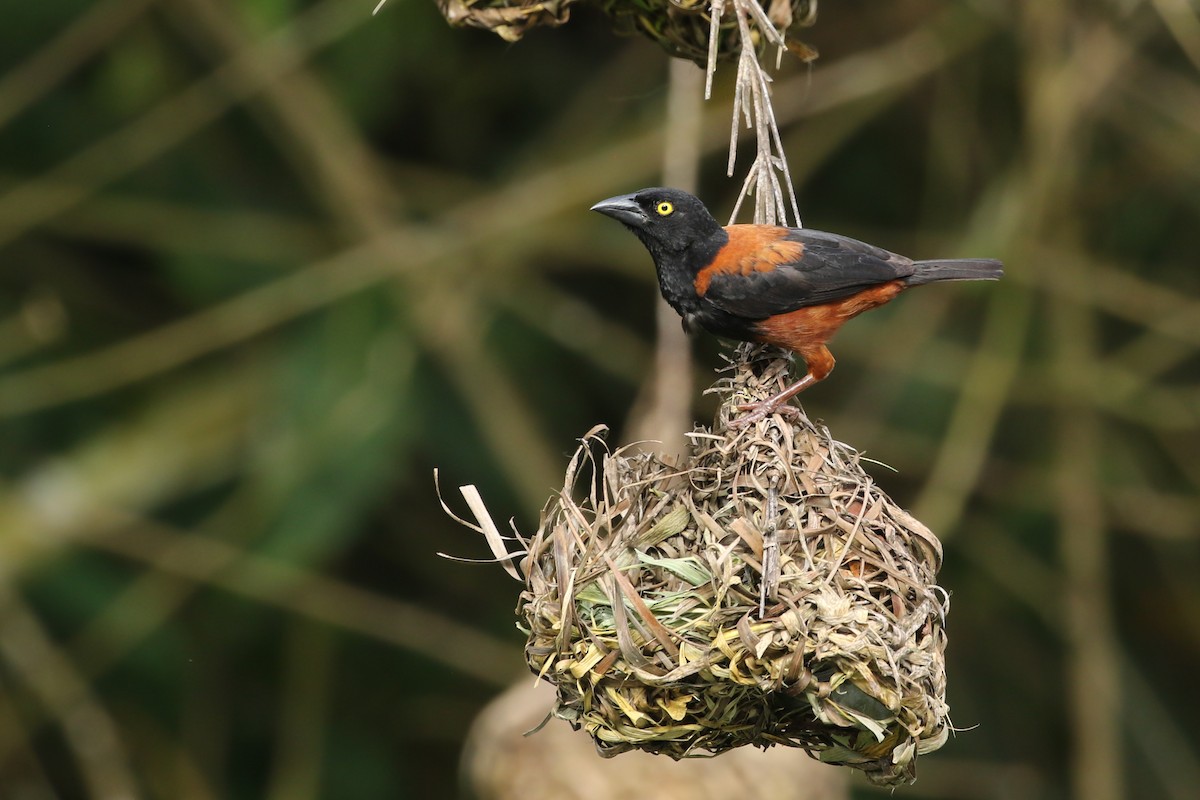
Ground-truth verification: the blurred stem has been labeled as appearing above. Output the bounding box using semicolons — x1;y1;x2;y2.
1150;0;1200;72
410;284;566;501
957;519;1200;800
67;492;261;676
0;677;60;798
169;0;392;239
909;176;1032;535
1018;6;1129;799
1028;241;1200;348
128;715;219;800
0;288;68;368
850;419;1197;545
914;14;1141;536
1122;656;1200;800
624;59;702;452
1052;289;1122;800
71;332;416;675
0;0;365;251
0;0;159;130
0;361;263;570
86;512;521;686
1121;54;1200;148
0;229;426;418
0;583;139;799
169;0;569;504
1157;429;1200;493
265;620;333;800
0;172;336;263
496;278;651;384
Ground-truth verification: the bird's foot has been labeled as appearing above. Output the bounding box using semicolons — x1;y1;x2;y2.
728;400;802;428
725;372;818;429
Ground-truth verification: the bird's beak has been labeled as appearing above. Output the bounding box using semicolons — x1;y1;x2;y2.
590;194;647;227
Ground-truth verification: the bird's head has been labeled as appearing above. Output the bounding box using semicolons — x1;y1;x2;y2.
591;188;722;257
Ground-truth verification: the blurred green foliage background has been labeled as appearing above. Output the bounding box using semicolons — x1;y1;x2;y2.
0;0;1197;798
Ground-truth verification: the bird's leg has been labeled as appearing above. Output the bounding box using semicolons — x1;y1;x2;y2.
729;373;817;427
729;344;834;427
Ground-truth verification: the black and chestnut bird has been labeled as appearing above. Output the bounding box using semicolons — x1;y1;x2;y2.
592;187;1003;424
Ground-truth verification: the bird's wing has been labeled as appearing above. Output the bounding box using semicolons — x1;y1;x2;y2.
698;227;915;319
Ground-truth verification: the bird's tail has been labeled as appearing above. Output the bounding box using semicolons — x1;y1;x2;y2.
906;259;1004;286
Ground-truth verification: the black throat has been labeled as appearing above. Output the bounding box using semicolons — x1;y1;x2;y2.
635;226;727;314
646;227;762;342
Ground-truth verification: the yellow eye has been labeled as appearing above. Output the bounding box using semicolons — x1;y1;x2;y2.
655;201;674;216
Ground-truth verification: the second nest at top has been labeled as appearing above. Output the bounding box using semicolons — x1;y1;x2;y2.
437;0;818;65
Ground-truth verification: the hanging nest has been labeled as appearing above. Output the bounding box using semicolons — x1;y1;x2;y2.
436;0;575;43
495;345;950;785
597;0;818;65
434;0;818;65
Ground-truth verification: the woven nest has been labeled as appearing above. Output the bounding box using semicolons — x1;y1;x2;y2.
435;0;818;65
515;345;950;785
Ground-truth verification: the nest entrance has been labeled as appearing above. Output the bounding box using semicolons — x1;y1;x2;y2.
517;345;950;785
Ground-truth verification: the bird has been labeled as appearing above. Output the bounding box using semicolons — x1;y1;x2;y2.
591;187;1003;425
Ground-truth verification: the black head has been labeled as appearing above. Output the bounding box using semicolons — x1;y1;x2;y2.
591;188;723;258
